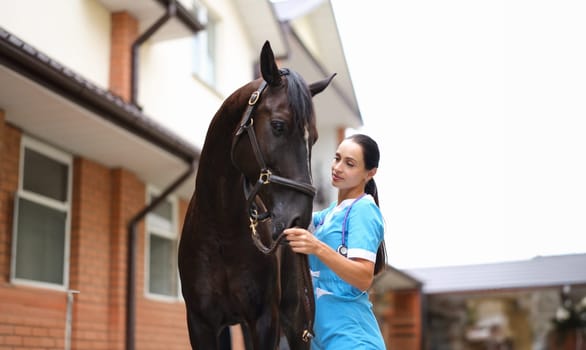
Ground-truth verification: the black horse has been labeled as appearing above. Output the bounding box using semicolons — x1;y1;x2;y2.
178;41;335;349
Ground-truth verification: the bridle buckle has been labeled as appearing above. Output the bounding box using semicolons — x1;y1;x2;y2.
248;90;260;105
259;169;272;184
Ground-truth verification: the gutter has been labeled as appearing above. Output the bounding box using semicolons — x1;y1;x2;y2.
131;3;176;107
131;0;204;106
155;0;203;33
0;26;200;163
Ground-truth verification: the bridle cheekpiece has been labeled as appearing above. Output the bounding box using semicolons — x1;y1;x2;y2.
231;69;316;255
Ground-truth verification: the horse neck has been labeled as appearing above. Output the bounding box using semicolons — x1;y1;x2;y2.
194;91;249;207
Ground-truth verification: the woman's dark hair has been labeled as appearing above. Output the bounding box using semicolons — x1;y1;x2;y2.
346;134;387;275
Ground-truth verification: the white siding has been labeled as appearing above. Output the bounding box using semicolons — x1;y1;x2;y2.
138;0;258;148
311;128;339;209
0;0;111;87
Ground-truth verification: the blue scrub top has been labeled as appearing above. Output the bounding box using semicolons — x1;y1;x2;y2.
309;195;386;349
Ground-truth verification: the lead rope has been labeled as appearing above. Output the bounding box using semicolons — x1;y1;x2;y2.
239;78;315;343
249;217;315;342
298;255;315;342
248;212;287;255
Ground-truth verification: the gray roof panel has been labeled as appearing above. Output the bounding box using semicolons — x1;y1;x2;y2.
405;254;586;294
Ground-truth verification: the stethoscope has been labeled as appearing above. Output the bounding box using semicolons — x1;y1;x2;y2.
317;193;366;257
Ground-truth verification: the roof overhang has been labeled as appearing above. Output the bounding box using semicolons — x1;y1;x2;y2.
273;0;362;129
282;24;362;129
405;254;586;294
98;0;289;65
371;265;423;293
231;0;288;58
0;27;199;199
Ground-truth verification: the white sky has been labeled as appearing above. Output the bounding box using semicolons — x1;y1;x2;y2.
331;0;586;269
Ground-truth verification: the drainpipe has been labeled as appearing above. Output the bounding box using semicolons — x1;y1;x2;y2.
131;0;177;107
419;288;426;350
125;1;203;348
64;289;80;350
126;162;195;350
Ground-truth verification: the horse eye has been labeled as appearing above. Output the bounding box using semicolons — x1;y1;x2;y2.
271;120;286;136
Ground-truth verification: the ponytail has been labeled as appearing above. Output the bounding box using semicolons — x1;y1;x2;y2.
367;178;387;275
365;178;378;206
348;134;387;275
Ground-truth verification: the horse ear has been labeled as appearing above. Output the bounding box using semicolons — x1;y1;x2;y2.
260;41;282;87
309;73;336;96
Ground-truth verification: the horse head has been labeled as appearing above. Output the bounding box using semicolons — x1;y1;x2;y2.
231;41;335;243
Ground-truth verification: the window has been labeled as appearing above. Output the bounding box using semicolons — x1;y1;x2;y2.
11;137;72;289
192;0;217;86
145;189;179;298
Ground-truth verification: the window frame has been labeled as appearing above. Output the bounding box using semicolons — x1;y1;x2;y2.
192;0;218;87
10;136;73;291
144;186;181;301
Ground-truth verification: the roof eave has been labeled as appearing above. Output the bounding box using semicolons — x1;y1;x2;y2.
0;27;199;163
231;0;288;57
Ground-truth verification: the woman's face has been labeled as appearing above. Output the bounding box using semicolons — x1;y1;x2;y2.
331;139;375;193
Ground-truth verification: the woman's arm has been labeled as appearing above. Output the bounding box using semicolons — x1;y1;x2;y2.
284;227;375;291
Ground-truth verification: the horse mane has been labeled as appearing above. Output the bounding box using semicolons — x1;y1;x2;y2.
280;69;315;134
200;69;315;160
193;69;313;206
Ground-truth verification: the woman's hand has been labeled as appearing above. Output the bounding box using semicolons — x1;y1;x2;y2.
284;227;375;291
284;227;320;255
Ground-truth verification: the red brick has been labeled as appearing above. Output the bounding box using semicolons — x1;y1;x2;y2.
1;113;191;349
110;12;138;102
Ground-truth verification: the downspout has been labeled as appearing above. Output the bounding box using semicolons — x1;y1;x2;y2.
419;286;427;350
126;162;195;350
126;2;202;348
131;0;177;107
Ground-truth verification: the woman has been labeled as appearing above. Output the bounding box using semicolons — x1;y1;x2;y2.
285;133;387;349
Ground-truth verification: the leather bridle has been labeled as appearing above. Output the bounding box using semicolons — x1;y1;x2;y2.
231;70;316;255
230;70;316;343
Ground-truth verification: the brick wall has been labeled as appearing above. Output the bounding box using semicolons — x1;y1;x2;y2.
375;290;422;350
0;114;191;349
134;194;190;350
0;116;68;349
69;163;190;350
69;158;114;350
0;110;17;283
110;12;138;102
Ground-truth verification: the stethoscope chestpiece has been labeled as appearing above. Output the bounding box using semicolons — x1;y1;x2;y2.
338;194;366;258
337;244;348;257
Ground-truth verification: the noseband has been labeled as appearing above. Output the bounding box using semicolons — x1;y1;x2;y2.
231;69;316;254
